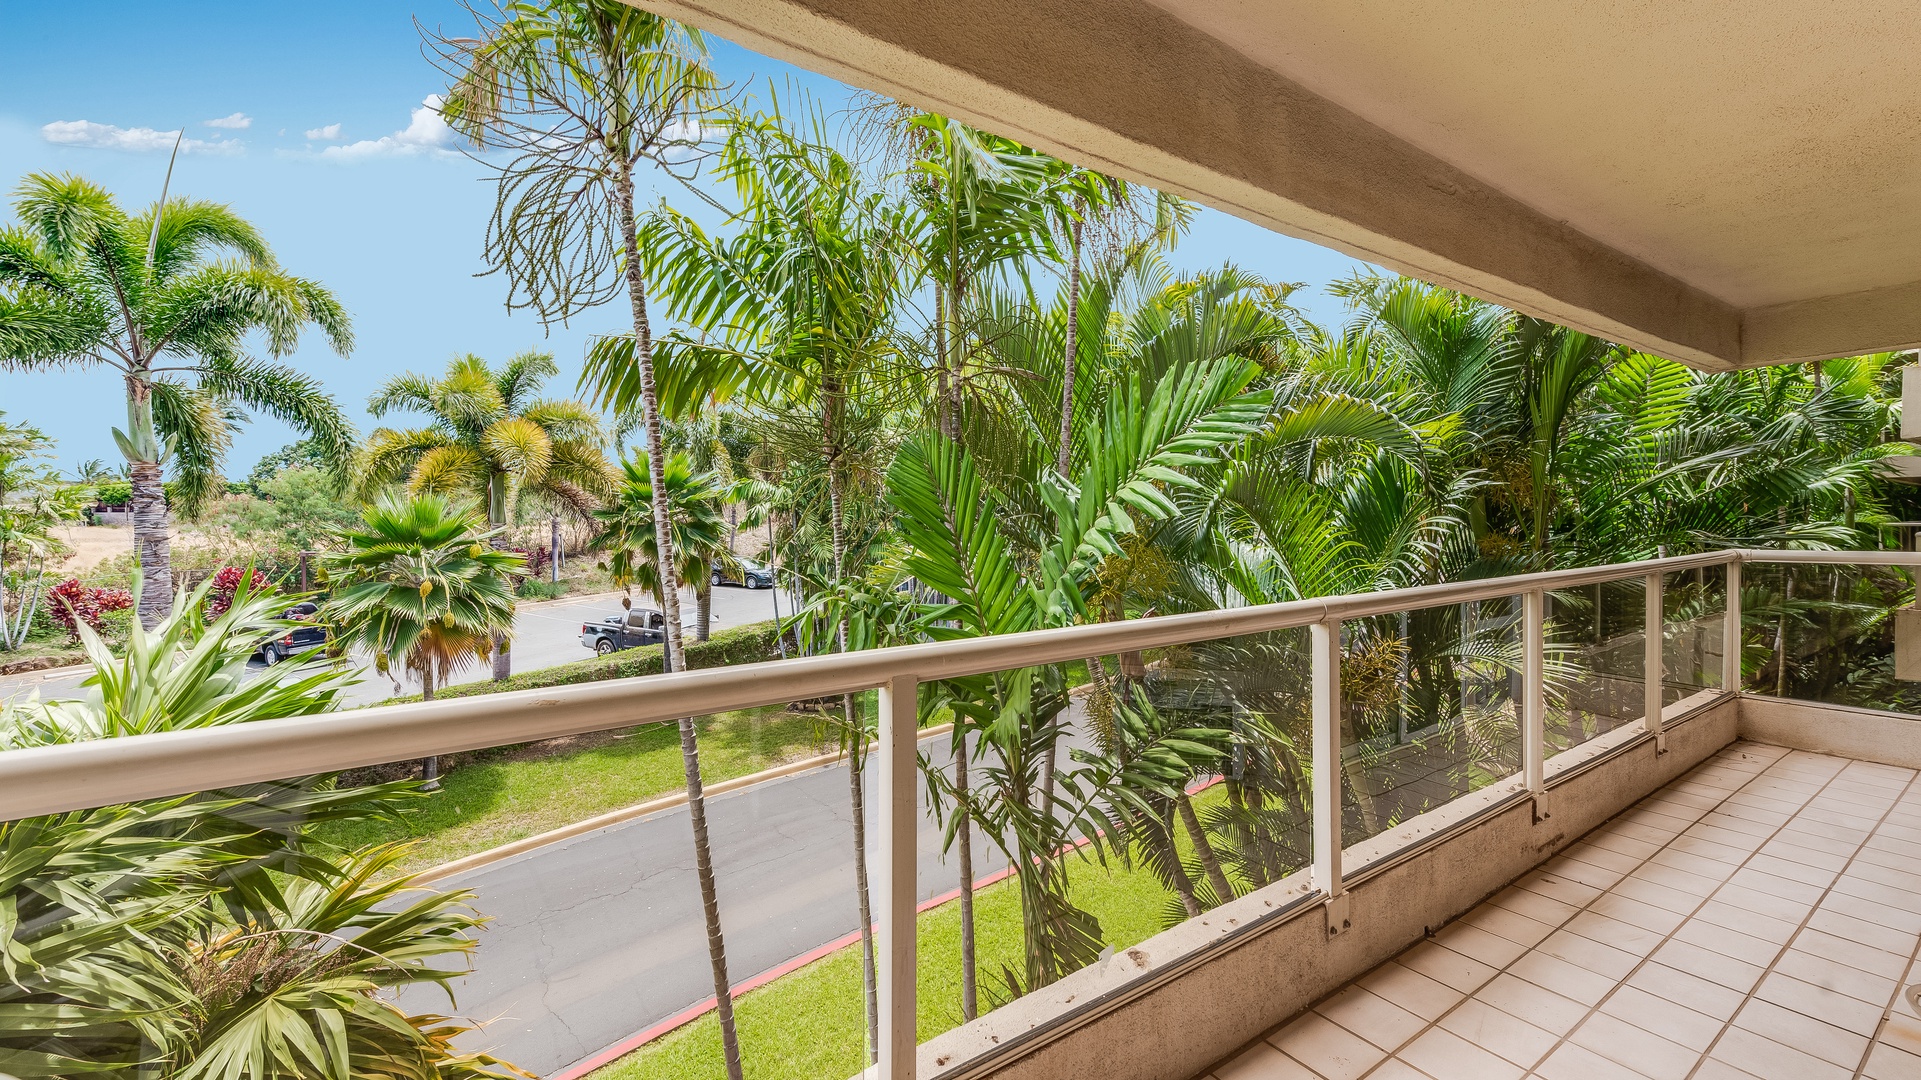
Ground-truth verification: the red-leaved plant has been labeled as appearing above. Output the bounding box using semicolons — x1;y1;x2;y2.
47;579;135;639
205;566;270;619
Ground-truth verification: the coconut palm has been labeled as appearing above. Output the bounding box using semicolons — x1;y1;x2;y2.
590;451;733;641
320;494;522;785
0;173;356;628
0;579;525;1080
356;350;611;678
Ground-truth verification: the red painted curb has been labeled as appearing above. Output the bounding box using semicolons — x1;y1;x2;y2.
547;773;1228;1078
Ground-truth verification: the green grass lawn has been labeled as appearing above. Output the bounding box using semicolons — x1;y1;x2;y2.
592;853;1177;1080
314;705;837;872
588;781;1245;1080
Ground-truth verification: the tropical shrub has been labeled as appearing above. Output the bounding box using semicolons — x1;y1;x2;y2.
94;479;132;506
422;618;783;701
0;577;527;1078
203;565;270;619
45;577;134;638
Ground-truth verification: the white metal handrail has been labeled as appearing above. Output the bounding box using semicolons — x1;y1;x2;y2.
3;546;1918;1080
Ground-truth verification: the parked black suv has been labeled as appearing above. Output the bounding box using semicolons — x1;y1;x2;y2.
580;607;666;655
255;602;328;665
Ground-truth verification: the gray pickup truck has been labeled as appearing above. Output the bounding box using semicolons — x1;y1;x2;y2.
580;607;666;655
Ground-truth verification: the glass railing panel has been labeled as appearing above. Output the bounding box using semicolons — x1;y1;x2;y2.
1545;575;1649;754
1664;563;1728;700
1743;561;1921;713
1337;596;1524;853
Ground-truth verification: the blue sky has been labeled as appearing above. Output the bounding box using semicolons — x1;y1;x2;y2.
0;0;1371;473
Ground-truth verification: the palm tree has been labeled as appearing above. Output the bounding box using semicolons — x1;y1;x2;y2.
0;173;356;628
432;13;743;1067
590;451;732;641
356;350;612;677
320;494;522;785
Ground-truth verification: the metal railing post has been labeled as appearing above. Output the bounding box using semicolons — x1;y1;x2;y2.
1645;572;1667;754
1724;557;1743;693
1523;589;1548;821
1311;619;1349;937
877;675;919;1080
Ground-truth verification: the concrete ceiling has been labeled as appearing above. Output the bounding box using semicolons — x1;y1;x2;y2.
639;0;1921;371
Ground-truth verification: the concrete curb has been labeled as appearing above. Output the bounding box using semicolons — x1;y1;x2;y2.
412;722;955;886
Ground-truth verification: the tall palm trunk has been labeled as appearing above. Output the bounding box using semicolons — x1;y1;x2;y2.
487;472;513;681
1040;214;1084;833
938;264;979;1020
126;378;172;631
1175;792;1233;905
1158;803;1201;919
823;381;880;1061
614;162;742;1080
695;579;712;642
420;664;440;789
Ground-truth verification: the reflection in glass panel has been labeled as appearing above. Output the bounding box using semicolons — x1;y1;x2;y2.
1546;576;1648;753
1337;598;1523;850
1744;562;1921;713
1665;564;1728;699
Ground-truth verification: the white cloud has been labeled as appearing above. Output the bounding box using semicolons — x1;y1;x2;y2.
320;96;462;160
40;120;242;155
204;112;252;130
304;122;343;141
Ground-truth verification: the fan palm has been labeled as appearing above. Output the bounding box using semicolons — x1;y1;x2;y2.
357;351;612;679
319;494;522;785
591;451;732;641
0;173;356;628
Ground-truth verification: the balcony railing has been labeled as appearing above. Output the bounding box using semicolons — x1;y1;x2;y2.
5;547;1919;1080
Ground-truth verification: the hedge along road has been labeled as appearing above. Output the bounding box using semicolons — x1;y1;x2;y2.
0;582;798;708
399;723;1018;1077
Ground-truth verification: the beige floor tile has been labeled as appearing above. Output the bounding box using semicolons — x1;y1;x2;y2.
1759;837;1853;873
1508;951;1618;1006
1627;861;1723;898
1490;884;1579;928
1753;971;1885;1036
1875;1011;1921;1058
1821;888;1921;934
1597;984;1724;1051
1430;922;1527;969
1568;1011;1701;1080
1567;839;1653;873
1624;961;1746;1020
1715;882;1815;925
1708;1026;1853;1080
1790;926;1912;980
1538;928;1640;979
1690;1059;1764;1080
1546;854;1627;891
1833;873;1921;916
1396;940;1497;994
1661;835;1748;867
1852;842;1921;876
1727;866;1827;907
1849;857;1921;893
1468;971;1590;1035
1532;1041;1653;1080
1433;997;1556;1069
1266;1011;1383;1080
1729;998;1870;1069
1586;830;1664;863
1646;938;1764;993
1360;1060;1434;1080
1565;911;1664;957
1393;1026;1523;1080
1747;851;1840;887
1357;961;1464;1022
1670;918;1782;968
1458;903;1555;949
1804;907;1918;954
1864;1039;1921;1080
1773;947;1899;1005
1213;1040;1318;1080
1609;874;1703;914
1588;892;1688;934
1313;984;1427;1053
1515;868;1605;908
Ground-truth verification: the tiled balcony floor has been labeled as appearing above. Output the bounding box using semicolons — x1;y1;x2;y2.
1206;742;1921;1080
